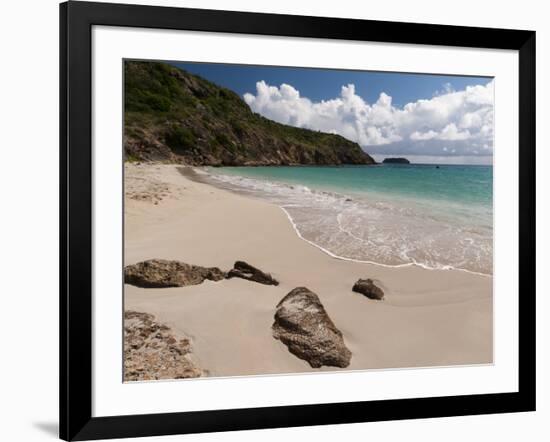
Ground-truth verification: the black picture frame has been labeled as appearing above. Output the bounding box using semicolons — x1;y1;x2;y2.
60;1;536;440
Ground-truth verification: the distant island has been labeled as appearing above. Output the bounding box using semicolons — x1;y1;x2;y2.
382;157;410;164
124;61;376;167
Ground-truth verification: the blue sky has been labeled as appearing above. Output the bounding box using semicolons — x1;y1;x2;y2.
173;62;491;107
171;61;494;164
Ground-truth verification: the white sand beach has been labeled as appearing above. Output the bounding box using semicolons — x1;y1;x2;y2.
124;163;493;378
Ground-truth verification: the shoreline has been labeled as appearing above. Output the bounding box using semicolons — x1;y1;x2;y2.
279;205;493;278
124;163;493;378
184;165;493;277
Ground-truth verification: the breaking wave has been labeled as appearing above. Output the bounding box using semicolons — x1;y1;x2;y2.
197;168;493;276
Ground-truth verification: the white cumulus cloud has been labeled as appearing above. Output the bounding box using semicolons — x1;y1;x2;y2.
243;79;494;160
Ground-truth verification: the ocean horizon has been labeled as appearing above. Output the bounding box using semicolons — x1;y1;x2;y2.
200;163;493;275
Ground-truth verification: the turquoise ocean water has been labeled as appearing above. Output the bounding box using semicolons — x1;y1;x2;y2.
200;164;493;275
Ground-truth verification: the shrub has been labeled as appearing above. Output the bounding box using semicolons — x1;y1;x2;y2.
215;132;232;147
164;126;196;153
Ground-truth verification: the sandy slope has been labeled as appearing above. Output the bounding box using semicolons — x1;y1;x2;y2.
124;163;493;377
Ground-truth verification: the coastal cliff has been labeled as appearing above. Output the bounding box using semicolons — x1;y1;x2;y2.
124;61;376;166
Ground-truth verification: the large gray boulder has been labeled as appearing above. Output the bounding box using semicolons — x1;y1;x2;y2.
227;261;279;286
352;278;385;300
124;259;225;288
272;287;351;368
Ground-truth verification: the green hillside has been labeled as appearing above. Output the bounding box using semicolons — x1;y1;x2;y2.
124;61;376;166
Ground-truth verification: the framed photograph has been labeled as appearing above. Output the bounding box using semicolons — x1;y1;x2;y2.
60;1;536;440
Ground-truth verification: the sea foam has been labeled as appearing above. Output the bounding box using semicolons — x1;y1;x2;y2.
201;167;493;275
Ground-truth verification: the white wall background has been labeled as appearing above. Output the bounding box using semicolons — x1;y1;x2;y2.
0;0;546;441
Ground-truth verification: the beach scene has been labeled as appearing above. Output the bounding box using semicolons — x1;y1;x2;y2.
123;61;494;381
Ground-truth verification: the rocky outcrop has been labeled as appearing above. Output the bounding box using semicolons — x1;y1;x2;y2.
352;278;385;300
382;157;410;164
227;261;279;286
272;287;351;368
124;259;225;288
124;311;203;381
124;61;376;166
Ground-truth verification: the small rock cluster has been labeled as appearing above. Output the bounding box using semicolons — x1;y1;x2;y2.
124;310;203;381
124;258;386;371
124;259;278;288
271;279;384;368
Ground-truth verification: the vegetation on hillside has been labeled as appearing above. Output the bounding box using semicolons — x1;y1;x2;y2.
124;61;375;166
